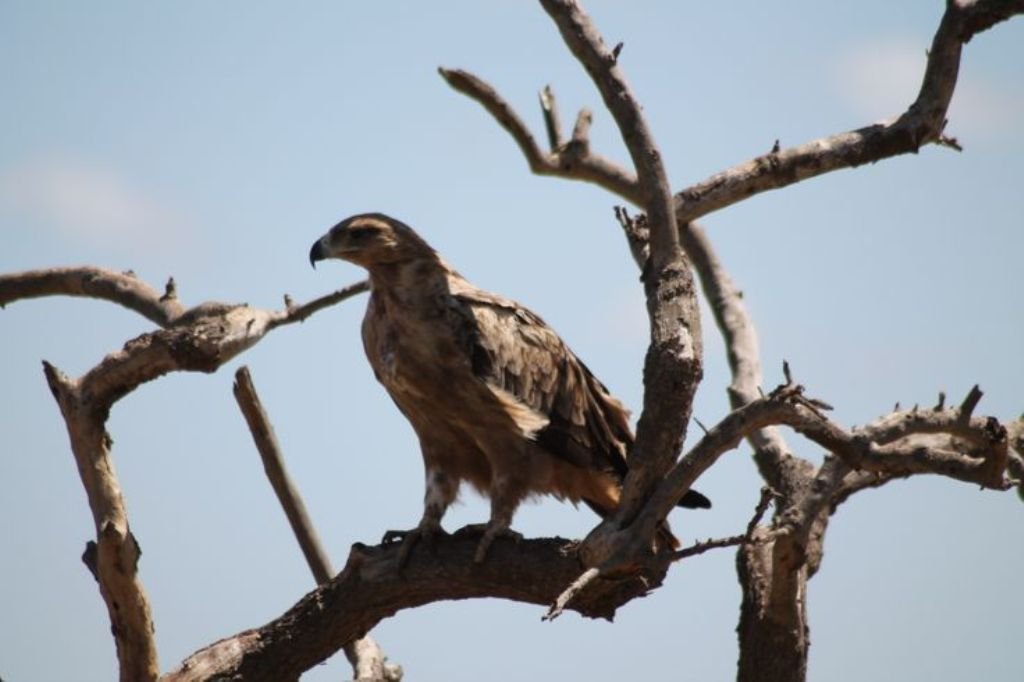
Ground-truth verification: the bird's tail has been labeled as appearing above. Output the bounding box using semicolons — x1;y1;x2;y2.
583;497;681;552
656;520;680;551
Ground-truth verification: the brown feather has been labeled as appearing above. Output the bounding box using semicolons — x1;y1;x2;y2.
312;213;709;557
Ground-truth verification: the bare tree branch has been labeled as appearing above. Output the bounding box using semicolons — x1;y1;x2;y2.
621;381;1011;553
43;362;160;682
0;266;367;336
539;84;564;152
270;280;369;329
438;67;640;201
233;367;336;583
12;271;369;681
670;486;776;562
232;367;401;681
539;0;704;576
0;266;185;327
542;567;601;622
672;0;1024;223
678;224;796;486
163;533;662;682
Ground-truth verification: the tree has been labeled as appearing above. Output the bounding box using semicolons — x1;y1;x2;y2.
2;2;1021;681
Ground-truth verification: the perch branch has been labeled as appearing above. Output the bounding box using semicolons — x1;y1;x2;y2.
232;367;400;681
163;533;659;682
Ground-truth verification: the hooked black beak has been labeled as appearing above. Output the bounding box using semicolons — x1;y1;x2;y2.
309;240;327;269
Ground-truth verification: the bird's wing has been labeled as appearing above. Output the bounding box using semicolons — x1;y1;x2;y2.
449;283;632;479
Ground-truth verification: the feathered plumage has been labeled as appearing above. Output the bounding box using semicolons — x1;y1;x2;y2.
310;213;709;561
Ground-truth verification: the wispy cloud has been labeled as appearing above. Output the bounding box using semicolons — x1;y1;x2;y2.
0;157;193;252
834;38;1024;138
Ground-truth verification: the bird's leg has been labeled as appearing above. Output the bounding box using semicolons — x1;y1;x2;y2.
382;468;456;567
471;475;525;563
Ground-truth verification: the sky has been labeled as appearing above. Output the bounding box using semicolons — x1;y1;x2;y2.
1;2;1022;681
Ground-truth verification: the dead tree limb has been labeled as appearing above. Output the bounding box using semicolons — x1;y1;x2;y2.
672;0;1024;223
539;0;704;573
438;67;640;202
232;367;401;681
162;532;660;682
0;267;185;326
12;269;367;681
43;361;160;682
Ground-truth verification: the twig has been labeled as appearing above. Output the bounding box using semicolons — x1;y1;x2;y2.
267;279;369;328
673;535;746;561
746;486;777;539
958;384;983;421
542;567;601;622
669;485;776;563
539;85;563;152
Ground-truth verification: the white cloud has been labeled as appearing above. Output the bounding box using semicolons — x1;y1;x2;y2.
0;157;193;251
835;38;1024;138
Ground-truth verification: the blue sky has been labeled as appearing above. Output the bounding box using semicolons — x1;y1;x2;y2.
1;3;1022;681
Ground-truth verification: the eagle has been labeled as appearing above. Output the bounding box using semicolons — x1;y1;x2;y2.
310;213;710;562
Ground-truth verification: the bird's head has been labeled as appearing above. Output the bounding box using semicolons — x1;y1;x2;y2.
309;213;434;270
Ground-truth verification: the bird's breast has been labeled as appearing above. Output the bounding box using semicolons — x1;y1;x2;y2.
361;295;471;403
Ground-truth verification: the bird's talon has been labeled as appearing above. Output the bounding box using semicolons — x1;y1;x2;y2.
472;527;524;563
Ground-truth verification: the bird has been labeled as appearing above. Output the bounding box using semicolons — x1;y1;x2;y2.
309;212;710;563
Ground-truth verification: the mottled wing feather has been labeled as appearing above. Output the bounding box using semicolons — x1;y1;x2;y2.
451;286;632;479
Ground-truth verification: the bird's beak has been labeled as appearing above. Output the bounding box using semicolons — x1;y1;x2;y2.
309;239;327;269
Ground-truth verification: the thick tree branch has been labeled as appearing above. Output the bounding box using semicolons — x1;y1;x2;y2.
539;0;704;573
164;532;662;682
43;362;160;682
679;224;796;485
673;0;1024;223
232;367;400;681
620;213;797;491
